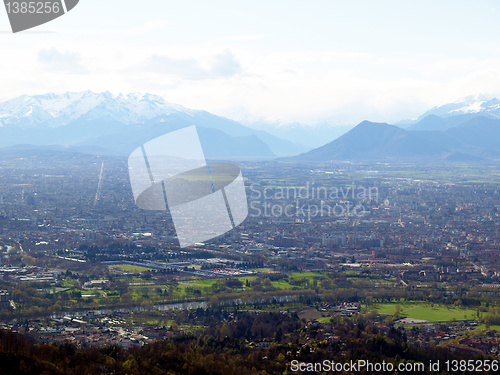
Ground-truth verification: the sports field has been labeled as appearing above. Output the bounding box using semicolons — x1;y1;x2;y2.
109;264;152;273
371;303;479;322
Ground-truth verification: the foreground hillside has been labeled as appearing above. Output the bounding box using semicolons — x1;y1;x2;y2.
0;310;496;375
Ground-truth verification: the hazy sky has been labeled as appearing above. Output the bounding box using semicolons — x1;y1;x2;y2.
1;0;500;126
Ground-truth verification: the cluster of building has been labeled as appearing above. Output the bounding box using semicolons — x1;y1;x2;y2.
0;266;59;283
1;158;500;351
7;313;147;348
0;290;10;307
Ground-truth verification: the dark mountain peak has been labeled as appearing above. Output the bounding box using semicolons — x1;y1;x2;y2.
290;120;443;162
341;120;405;143
356;120;391;128
288;98;500;163
343;120;398;136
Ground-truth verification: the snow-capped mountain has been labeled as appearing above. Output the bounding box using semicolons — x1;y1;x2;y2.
0;91;303;158
0;91;191;128
406;94;500;131
421;94;500;118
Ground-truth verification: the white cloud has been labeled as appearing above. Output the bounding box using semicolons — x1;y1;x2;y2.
137;50;241;80
37;48;87;74
2;1;500;127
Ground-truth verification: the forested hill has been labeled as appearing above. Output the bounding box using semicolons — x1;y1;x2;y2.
0;310;494;375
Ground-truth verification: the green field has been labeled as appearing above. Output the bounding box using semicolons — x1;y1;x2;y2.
237;276;259;283
316;316;332;324
290;272;324;278
109;264;152;273
80;289;105;296
354;165;500;184
182;279;218;288
171;279;221;297
290;272;325;281
175;279;218;296
475;324;500;331
39;287;73;294
271;280;294;290
251;268;274;273
371;303;479;322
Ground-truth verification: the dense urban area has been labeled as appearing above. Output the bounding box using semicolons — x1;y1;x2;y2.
2;152;500;373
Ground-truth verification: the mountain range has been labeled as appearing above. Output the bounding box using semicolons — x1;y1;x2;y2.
405;94;500;131
0;91;304;159
292;95;500;163
2;92;500;163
